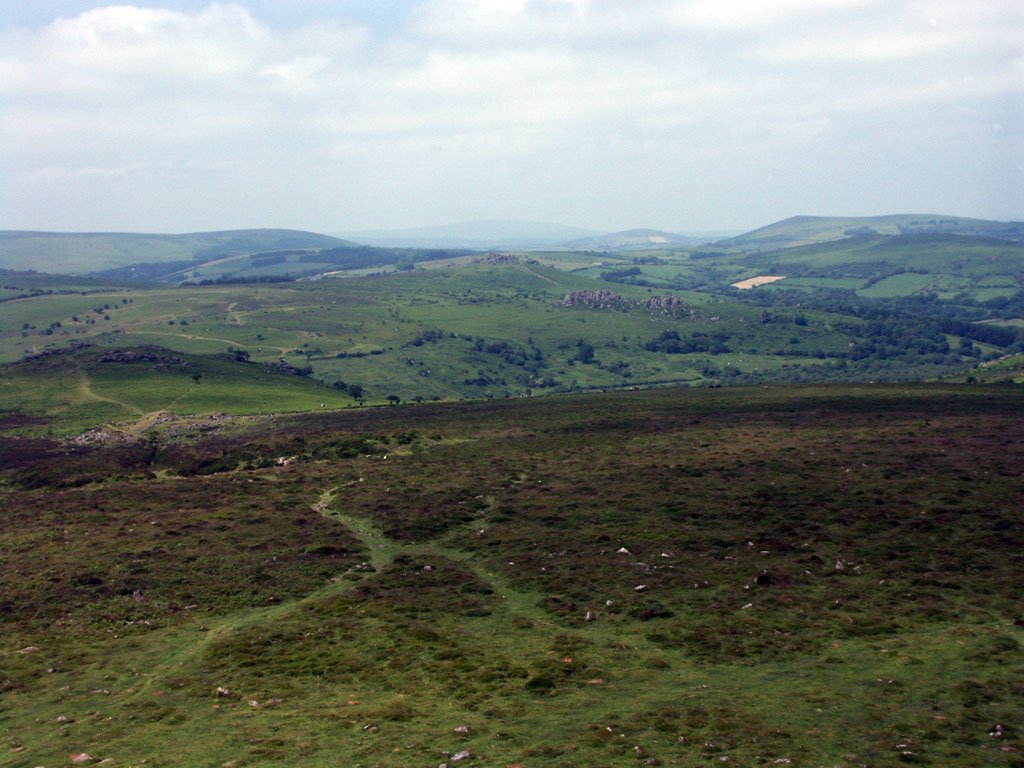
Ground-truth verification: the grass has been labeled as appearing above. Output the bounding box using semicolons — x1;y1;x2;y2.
1;383;1022;766
0;345;358;436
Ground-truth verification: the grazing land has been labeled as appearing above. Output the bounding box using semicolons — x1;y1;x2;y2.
2;239;1021;430
1;384;1022;766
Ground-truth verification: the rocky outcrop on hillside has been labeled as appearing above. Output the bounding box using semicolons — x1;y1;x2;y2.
562;290;695;317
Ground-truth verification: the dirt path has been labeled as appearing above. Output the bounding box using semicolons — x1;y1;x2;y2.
76;374;143;415
226;302;245;326
524;266;560;285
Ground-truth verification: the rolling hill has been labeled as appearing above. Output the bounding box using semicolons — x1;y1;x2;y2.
717;214;1024;253
560;228;711;251
337;219;600;250
0;229;354;274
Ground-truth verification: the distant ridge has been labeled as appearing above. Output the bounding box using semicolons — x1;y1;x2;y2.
560;228;724;251
337;219;599;250
719;214;1024;253
0;229;354;274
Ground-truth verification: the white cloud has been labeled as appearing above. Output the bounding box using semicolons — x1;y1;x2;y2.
1;1;1021;231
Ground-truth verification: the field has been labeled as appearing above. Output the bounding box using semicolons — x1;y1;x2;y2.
4;246;1018;431
1;383;1022;767
0;262;876;418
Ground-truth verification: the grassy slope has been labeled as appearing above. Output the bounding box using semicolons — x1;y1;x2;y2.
0;263;867;416
1;384;1021;766
0;230;352;274
719;214;1024;253
571;234;1024;302
1;345;358;436
1;256;1013;420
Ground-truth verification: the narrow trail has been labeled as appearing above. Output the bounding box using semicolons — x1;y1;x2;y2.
115;484;385;704
96;478;619;725
313;485;396;574
524;266;560;285
76;374;143;415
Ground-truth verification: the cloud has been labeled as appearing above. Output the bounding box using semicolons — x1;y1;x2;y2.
1;1;1021;231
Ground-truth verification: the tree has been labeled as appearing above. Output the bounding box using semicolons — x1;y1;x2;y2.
576;340;595;364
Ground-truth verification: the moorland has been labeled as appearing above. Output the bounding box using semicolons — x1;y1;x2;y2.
0;213;1022;766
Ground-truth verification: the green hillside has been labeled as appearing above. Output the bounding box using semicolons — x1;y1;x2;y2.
1;343;358;436
718;214;1024;253
0;255;1020;433
0;229;353;274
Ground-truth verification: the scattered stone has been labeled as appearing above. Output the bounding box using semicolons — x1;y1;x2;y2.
991;724;1006;738
68;754;94;765
454;725;470;734
131;589;144;601
585;610;596;621
248;699;259;707
216;687;232;697
452;749;471;761
18;646;39;654
616;547;631;555
56;715;72;723
835;559;846;571
363;724;379;733
634;584;648;592
634;562;652;573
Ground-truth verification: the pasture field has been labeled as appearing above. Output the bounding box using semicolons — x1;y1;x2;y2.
1;383;1021;767
0;263;882;415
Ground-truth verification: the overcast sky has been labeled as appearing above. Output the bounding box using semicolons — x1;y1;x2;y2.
1;0;1021;234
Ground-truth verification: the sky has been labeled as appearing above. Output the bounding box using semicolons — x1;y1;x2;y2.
1;0;1022;234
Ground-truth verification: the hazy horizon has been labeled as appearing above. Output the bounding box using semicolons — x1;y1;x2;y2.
2;1;1021;234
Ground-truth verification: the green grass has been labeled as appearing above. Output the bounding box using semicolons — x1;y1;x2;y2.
1;384;1022;766
0;345;359;436
858;272;937;298
1;252;1017;418
1;264;878;407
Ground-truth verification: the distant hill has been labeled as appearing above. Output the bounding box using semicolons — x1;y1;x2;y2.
336;220;599;250
719;214;1024;253
561;228;716;251
0;229;354;274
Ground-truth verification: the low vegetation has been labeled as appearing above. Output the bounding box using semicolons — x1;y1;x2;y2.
1;384;1021;766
